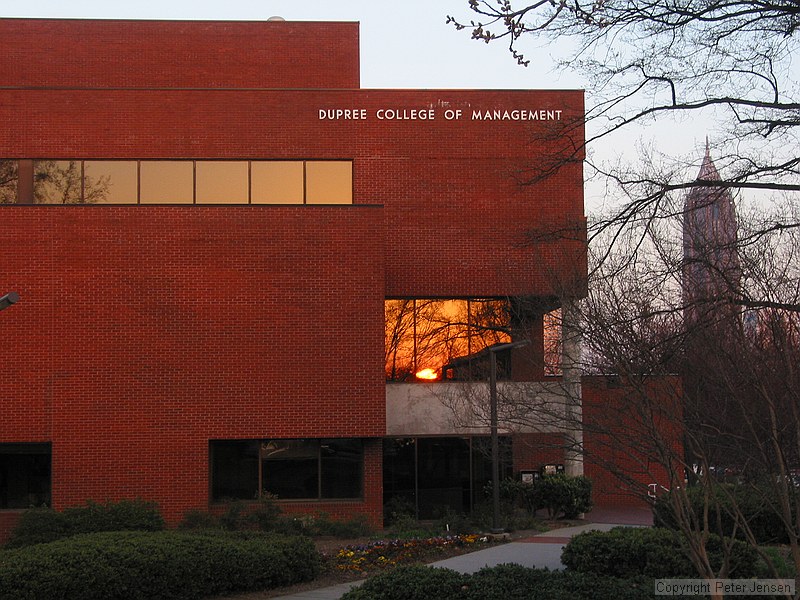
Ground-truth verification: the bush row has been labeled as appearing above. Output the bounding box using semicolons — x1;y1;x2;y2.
340;564;675;600
653;484;794;544
342;527;768;600
561;526;759;578
6;499;164;548
0;530;320;600
8;496;373;550
180;497;373;538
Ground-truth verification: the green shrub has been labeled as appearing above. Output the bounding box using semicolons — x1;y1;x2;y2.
0;530;320;600
469;499;543;532
63;499;164;533
247;492;283;530
340;565;466;600
462;564;553;599
6;499;164;548
180;501;371;538
309;512;373;538
384;495;416;527
177;508;220;530
218;499;249;530
464;565;654;600
561;526;759;578
756;545;797;578
341;564;680;600
653;484;793;544
433;507;474;535
533;474;592;519
4;507;72;548
498;478;538;513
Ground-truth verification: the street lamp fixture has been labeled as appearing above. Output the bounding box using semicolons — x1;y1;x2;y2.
489;339;530;534
0;292;19;312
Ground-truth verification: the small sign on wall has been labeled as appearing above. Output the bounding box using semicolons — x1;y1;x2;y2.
540;464;565;476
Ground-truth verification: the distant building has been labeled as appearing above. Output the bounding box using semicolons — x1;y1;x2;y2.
682;142;742;327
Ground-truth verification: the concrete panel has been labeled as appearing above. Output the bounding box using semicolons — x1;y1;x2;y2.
386;381;570;436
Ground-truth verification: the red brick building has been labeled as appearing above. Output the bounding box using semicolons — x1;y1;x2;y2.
0;18;671;538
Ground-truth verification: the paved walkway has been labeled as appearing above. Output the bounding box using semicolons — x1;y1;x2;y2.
271;506;652;600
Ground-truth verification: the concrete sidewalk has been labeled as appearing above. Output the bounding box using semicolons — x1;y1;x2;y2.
271;507;651;600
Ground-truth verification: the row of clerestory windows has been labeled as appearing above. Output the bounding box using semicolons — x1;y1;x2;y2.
0;159;352;205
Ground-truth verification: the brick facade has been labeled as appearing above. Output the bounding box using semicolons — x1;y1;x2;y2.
583;376;684;507
0;18;674;537
0;19;360;89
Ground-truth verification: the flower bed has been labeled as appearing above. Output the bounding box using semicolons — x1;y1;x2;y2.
329;534;492;573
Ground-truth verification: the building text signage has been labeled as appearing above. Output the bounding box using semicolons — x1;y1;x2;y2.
319;108;563;122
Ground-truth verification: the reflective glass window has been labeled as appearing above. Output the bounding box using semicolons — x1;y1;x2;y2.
140;161;194;204
306;161;352;204
84;161;138;204
320;439;363;498
415;300;470;380
0;443;51;509
382;438;416;510
211;438;364;501
468;299;512;354
34;160;82;204
0;160;17;204
385;300;417;382
196;161;248;204
251;161;303;204
544;309;562;375
210;440;259;501
385;299;512;382
382;436;511;520
416;437;471;518
261;439;319;499
470;436;513;508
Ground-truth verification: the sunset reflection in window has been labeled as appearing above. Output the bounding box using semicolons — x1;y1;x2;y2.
384;299;511;382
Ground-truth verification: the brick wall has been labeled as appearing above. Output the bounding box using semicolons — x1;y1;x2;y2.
0;88;585;298
510;377;683;510
512;432;566;472
0;205;385;523
583;376;684;507
0;19;360;89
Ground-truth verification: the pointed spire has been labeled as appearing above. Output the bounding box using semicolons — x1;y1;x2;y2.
697;137;721;182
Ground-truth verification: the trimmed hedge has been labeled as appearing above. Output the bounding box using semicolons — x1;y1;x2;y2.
340;564;672;600
491;474;593;521
653;484;793;544
6;499;164;548
533;474;592;519
561;526;759;578
340;565;466;600
0;530;320;600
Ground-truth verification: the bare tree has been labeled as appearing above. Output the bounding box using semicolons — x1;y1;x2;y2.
444;3;800;591
448;0;800;260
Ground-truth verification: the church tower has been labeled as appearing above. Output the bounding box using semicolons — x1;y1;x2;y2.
682;142;741;327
